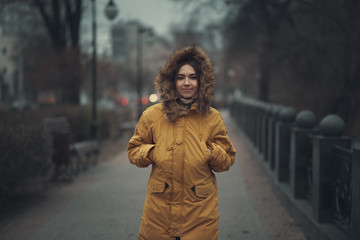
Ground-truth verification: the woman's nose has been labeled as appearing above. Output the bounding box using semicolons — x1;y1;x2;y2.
184;77;190;85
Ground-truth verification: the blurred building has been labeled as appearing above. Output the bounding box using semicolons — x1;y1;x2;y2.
0;1;46;107
111;21;137;63
110;20;173;96
0;2;45;37
0;36;17;102
173;30;201;50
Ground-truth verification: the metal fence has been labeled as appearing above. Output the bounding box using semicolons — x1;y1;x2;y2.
332;146;352;234
230;97;360;240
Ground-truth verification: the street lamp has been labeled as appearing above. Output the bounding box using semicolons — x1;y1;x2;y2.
136;27;145;120
136;26;153;120
91;0;118;140
104;0;118;20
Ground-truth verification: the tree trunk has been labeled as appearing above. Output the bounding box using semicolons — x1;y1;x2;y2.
61;47;81;104
33;0;82;104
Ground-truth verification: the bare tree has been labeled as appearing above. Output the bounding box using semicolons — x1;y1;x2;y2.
0;0;85;104
224;0;295;101
285;0;360;132
224;0;360;137
32;0;83;104
33;0;82;48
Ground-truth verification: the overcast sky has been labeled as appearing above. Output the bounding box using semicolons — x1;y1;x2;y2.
81;0;229;54
81;0;185;53
112;0;184;35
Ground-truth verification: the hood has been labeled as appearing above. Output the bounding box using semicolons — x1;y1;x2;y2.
155;46;215;121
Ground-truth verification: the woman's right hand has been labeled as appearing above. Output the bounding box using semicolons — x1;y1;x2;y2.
207;147;211;156
148;147;155;163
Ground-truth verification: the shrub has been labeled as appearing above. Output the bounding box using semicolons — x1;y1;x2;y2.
0;112;51;210
36;105;120;141
0;105;123;210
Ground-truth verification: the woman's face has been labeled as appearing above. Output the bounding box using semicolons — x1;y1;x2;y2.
175;64;199;99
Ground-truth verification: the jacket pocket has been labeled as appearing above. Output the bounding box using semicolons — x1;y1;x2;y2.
193;181;216;198
201;142;211;161
150;181;169;193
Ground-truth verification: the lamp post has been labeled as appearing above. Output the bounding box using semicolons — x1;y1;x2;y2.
136;26;146;120
136;26;153;120
91;0;118;140
104;0;118;20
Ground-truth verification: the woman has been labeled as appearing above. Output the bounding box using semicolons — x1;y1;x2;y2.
128;46;236;240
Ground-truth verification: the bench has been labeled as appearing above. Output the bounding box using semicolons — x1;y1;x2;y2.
43;117;99;181
70;140;99;171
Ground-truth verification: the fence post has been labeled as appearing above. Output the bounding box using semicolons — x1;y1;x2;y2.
352;147;360;240
233;99;242;129
290;110;318;199
267;105;282;170
261;104;271;160
248;100;256;144
238;99;244;128
243;99;250;136
255;102;263;151
275;107;296;182
312;115;351;223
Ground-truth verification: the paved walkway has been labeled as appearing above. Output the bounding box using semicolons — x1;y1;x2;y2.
0;111;307;240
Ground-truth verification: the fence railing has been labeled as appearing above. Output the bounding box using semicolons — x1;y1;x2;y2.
230;97;360;240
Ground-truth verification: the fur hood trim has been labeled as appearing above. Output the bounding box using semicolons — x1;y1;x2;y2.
155;46;215;121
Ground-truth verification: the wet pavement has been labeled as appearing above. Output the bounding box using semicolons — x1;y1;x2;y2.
0;110;307;240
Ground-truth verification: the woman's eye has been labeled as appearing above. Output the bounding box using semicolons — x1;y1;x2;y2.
190;76;197;80
177;76;184;80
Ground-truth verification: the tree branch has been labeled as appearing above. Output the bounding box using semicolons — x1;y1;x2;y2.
65;0;82;47
33;0;54;39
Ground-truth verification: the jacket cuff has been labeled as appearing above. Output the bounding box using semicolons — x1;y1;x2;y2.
139;144;155;166
207;142;219;161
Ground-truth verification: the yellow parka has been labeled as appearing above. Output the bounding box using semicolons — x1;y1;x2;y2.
128;46;236;240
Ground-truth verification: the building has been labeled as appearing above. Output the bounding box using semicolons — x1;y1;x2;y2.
0;36;18;102
0;2;45;37
110;20;173;102
0;1;46;106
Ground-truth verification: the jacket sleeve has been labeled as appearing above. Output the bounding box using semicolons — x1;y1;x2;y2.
127;111;155;168
207;112;236;172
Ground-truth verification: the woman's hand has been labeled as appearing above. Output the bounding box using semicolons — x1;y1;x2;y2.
148;147;155;162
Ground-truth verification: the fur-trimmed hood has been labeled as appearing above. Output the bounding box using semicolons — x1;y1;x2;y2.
155;46;215;121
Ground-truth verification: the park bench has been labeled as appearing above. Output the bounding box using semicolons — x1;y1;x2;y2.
43;117;99;181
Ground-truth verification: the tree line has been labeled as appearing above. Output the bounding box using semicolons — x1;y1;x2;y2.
222;0;360;138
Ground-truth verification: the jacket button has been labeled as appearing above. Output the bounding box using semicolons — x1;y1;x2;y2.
166;146;173;151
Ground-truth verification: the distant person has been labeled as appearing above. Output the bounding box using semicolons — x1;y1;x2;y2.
128;46;236;240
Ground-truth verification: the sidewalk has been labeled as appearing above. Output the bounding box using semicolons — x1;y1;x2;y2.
0;110;307;240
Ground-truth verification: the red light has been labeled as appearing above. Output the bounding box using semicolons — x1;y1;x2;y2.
141;96;149;105
121;98;129;106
